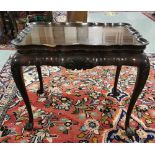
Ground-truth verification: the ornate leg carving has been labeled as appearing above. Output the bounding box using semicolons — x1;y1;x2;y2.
36;65;44;94
112;65;122;96
125;57;150;139
11;64;34;130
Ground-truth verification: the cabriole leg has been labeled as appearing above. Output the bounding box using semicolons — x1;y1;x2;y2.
36;65;44;94
125;58;150;139
11;64;34;130
112;65;122;96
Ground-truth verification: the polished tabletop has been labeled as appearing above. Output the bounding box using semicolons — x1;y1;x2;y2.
12;22;148;48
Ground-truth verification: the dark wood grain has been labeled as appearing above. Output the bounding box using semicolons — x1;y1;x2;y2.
11;22;148;53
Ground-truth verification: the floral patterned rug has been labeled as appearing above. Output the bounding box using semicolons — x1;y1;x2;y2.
0;56;155;143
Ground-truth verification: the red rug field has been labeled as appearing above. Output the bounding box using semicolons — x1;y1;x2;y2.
0;56;155;143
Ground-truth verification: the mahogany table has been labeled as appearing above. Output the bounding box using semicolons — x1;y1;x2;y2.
11;22;150;139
